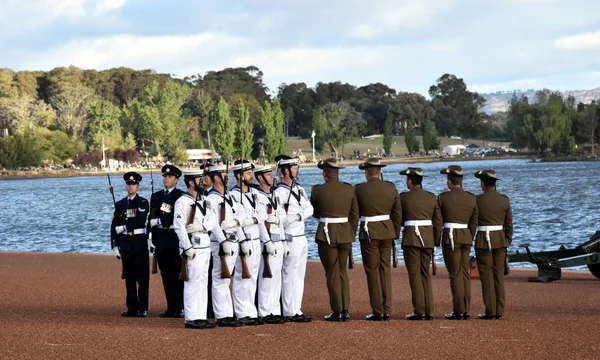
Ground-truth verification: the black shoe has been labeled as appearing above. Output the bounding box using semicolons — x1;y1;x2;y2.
138;310;148;317
121;310;139;317
366;312;385;321
185;320;216;329
495;315;503;320
263;314;285;324
444;312;464;320
238;316;264;326
341;310;350;322
288;314;312;323
405;313;424;320
383;314;391;321
216;317;242;327
462;312;470;320
159;311;177;318
424;315;434;321
324;311;343;322
477;313;496;320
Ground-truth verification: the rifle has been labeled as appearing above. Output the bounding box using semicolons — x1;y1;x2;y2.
218;160;232;279
431;247;438;276
262;194;274;278
107;171;124;279
504;252;510;275
150;167;158;275
348;246;354;269
238;158;251;279
392;240;398;268
179;188;200;281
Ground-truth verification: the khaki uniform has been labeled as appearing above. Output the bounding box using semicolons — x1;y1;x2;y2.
475;189;513;317
355;178;401;315
311;179;359;312
438;188;478;314
400;188;442;316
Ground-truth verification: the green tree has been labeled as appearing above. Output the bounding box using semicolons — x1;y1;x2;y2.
0;131;43;169
232;100;253;159
320;103;346;158
50;83;95;137
260;101;281;161
383;113;393;155
311;108;326;154
576;103;599;155
86;100;123;150
421;118;440;155
272;99;286;155
212;97;234;162
404;123;420;155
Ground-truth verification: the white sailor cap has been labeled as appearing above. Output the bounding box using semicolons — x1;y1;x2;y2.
231;161;254;172
182;169;204;177
277;158;299;166
208;164;227;173
253;165;273;174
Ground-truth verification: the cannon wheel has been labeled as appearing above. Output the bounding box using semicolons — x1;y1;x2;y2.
588;264;600;279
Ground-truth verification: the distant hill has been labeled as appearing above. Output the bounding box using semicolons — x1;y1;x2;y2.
480;88;600;114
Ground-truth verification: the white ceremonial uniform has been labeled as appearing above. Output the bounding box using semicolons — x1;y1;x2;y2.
229;185;267;319
256;187;284;317
273;182;314;317
173;192;219;322
205;188;247;320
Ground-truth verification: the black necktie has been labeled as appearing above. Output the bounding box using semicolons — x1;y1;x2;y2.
164;189;169;196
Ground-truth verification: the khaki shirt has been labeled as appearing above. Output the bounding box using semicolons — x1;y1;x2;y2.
400;187;442;248
310;179;359;244
474;189;513;249
437;187;478;246
354;178;402;240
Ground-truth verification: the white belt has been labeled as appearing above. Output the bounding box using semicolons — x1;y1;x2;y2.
476;225;503;251
157;224;175;229
359;215;390;239
404;220;432;247
443;222;468;251
126;228;146;236
319;217;349;244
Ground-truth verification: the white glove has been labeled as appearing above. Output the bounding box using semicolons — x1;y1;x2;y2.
186;223;205;233
240;241;252;256
115;225;126;234
220;219;238;231
150;218;161;228
241;218;255;228
112;246;121;260
266;214;279;224
184;247;196;259
281;240;290;258
265;241;276;256
147;239;155;253
221;241;234;256
284;214;299;228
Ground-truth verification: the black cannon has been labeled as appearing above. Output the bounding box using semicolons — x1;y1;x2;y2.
508;231;600;282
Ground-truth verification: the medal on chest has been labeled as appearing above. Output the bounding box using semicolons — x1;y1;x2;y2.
160;202;172;213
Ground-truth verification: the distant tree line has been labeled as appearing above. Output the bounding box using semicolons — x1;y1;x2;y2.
0;66;598;169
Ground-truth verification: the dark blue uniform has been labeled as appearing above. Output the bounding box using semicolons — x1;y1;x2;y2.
111;194;150;314
149;188;185;316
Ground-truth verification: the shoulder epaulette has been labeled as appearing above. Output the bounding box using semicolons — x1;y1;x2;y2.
465;191;475;197
342;182;352;187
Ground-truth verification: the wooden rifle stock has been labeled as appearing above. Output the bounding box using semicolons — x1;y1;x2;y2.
262;202;274;278
179;191;199;281
240;244;251;279
219;201;232;279
431;248;438;276
392;240;398;268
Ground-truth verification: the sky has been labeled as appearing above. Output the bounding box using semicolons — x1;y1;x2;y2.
2;0;600;97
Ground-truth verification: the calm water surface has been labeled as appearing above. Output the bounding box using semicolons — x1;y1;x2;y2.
1;159;599;269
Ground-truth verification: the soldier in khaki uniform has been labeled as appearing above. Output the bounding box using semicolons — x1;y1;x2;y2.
399;167;442;320
355;158;402;321
473;170;513;320
437;165;478;320
310;158;359;322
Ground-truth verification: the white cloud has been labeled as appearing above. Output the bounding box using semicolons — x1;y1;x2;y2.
347;0;454;39
554;31;600;51
0;0;127;36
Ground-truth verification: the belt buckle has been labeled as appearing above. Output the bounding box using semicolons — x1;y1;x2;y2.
127;231;134;236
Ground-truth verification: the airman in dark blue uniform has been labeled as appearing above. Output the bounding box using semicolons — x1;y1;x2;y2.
111;171;150;317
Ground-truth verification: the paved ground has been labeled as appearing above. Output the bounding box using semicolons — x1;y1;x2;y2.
1;252;598;359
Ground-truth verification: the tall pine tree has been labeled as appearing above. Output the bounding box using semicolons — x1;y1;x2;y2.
421;118;440;155
212;97;234;162
404;122;420;155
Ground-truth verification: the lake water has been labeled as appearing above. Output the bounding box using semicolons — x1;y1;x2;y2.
1;158;598;269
